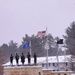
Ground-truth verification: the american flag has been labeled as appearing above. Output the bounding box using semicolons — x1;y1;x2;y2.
37;31;46;37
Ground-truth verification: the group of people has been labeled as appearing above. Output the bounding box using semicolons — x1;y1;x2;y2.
10;52;37;65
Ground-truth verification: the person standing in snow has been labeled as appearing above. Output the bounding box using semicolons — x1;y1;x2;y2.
15;53;19;65
21;53;25;65
10;54;13;65
27;52;31;65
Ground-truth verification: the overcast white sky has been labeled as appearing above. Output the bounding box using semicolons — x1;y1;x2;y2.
0;0;75;45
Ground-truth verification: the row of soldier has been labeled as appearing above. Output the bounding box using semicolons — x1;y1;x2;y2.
10;52;37;65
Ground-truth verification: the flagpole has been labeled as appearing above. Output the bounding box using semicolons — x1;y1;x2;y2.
56;39;63;71
56;44;60;71
30;41;32;56
64;44;66;71
46;27;49;69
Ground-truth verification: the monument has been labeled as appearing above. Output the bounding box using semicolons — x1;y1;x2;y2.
3;53;73;75
3;53;43;75
4;66;43;75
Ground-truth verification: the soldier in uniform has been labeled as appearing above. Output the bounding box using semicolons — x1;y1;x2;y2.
15;53;19;65
21;53;25;65
33;53;37;65
10;54;13;65
27;52;31;65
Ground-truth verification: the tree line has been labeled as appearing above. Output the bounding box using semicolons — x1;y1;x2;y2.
0;34;61;63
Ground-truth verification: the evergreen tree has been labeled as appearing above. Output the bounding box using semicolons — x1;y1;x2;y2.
0;43;9;62
64;21;75;71
21;34;58;57
65;21;75;55
0;40;18;62
8;40;18;55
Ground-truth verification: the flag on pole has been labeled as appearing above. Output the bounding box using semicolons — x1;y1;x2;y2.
57;39;63;44
37;31;46;37
23;41;30;48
